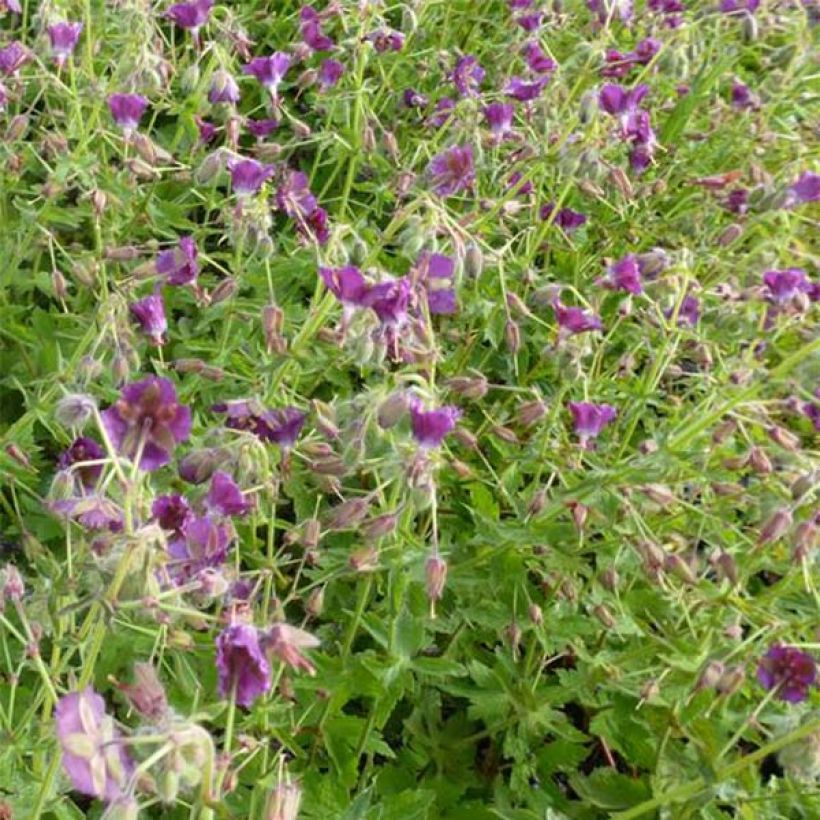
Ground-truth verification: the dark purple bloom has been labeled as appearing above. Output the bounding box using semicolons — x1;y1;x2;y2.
763;269;809;304
228;158;274;196
724;188;749;214
403;88;428;108
731;81;753;109
522;41;556;74
47;22;83;67
452;55;485;98
802;400;820;431
55;688;134;801
166;0;212;40
634;37;661;64
0;41;29;75
508;171;533;196
318;58;344;90
207;471;252;517
516;11;544;30
757;645;816;703
319;265;369;307
216;624;271;707
484;102;515;140
156;236;198;285
152;493;193;535
601;49;635;79
428;97;456;128
603;254;642;295
243;53;292;96
541;202;587;230
788;171;820;205
108;93;148;134
365;29;404;53
552;300;603;335
213;400;306;447
505;75;549;102
598;83;649;116
209;69;240;104
300;6;334;51
58;437;104;489
428;144;475;196
300;206;330;246
409;400;461;448
416;252;457;315
195;116;217;144
246;118;279;139
666;295;700;326
101;377;192;472
130;292;167;346
275;169;317;217
362;278;412;325
568;402;617;443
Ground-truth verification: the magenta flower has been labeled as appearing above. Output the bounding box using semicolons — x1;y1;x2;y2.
362;278;412;326
540;202;587;230
55;688;134;802
505;75;549;102
416;252;457;315
522;41;556;74
318;58;344;90
319;265;369;308
275;169;317;218
365;29;404;52
428;144;475;196
300;6;334;51
602;254;642;295
216;624;271;707
552;300;603;335
209;69;240;104
568;402;617;444
243;53;292;96
47;22;83;67
452;55;485;98
156;236;198;285
207;471;252;517
195;116;217;144
108;93;148;134
788;171;820;205
634;37;661;64
213;400;306;447
246;118;279;139
152;493;193;536
601;49;635;79
130;292;167;346
724;188;749;214
300;205;330;246
763;269;809;304
228;158;274;196
166;0;212;43
172;514;232;578
598;83;649;117
666;295;700;326
428;97;456;128
757;645;816;703
58;436;104;489
484;102;515;140
101;377;192;471
0;41;29;75
409;399;461;448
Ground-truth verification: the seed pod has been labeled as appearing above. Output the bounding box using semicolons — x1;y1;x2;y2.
210;277;238;304
516;399;548;428
490;424;519;445
757;507;792;546
349;545;379;573
592;604;615;629
445;376;489;400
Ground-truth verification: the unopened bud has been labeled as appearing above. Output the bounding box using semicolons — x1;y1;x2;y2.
712;419;736;444
712;550;738;585
112;352;130;384
757;507;792;546
349;545;379;572
1;564;24;603
528;603;543;626
55;393;96;428
640;679;660;701
326;496;371;530
464;243;483;278
490;424;519;445
178;447;225;484
592;603;615;629
505;320;521;354
453;427;479;450
306;586;325;618
528;486;548;517
793;520;818;561
504;622;522;655
599;567;619;591
664;553;697;585
748;447;772;475
105;245;140;261
425;555;448;616
718;223;742;246
767;425;799;452
716;664;745;696
266;780;302;820
362;512;398;540
567;501;588;532
6;114;28;142
302;518;321;550
114;663;168;721
445;376;489;400
516;399;548;428
639;484;675;506
378;391;408;428
695;660;725;691
383;130;399;161
196;149;226;184
211;277;238;304
791;471;818;500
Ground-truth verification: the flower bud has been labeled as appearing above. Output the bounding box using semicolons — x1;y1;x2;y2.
717;223;742;246
211;277;238;304
362;512;398;541
712;419;736;444
712;550;738;585
301;518;321;550
567;501;588;532
6;114;28;142
695;660;725;691
453;427;479;451
266;780;302;820
639;484;675;506
306;586;325;618
716;664;745;696
504;622;522;656
516;399;548;428
793;520;817;561
114;663;168;722
664;553;697;585
640;679;660;701
767;425;799;452
464;243;483;278
326;496;371;530
528;486;548;517
425;555;447;616
445;376;488;400
528;603;543;626
599;567;619;591
105;245;141;261
592;603;615;629
349;545;379;572
748;447;772;475
196;149;227;184
505;319;521;354
378;391;408;429
55;393;97;428
757;507;792;546
0;564;24;604
490;424;519;445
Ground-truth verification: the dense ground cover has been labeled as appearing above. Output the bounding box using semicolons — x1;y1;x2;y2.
0;0;818;816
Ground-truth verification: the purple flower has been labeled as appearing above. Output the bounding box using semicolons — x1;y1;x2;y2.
174;514;232;575
484;102;515;140
416;252;457;315
428;97;456;128
50;496;123;532
228;158;274;196
788;171;820;205
275;169;317;217
724;187;748;214
452;55;485;98
195;116;217;144
552;300;603;335
57;437;104;489
319;265;369;307
55;688;134;801
602;254;642;295
666;295;700;326
209;69;240;104
634;37;661;64
601;49;635;79
588;0;633;23
409;400;461;448
508;0;534;8
47;22;83;67
166;0;212;41
403;88;428;109
362;278;412;326
763;269;809;304
802;400;820;431
318;58;344;90
246;118;279;139
516;11;544;31
300;6;334;51
731;81;753;109
428;144;475;196
540;202;587;230
365;29;404;53
101;377;192;472
720;0;759;13
757;645;816;703
300;206;330;246
216;624;271;707
243;53;292;96
153;493;193;535
156;236;198;285
207;471;252;517
522;41;556;74
213;400;306;447
0;41;29;75
505;75;549;102
108;93;148;134
1;0;22;13
598;83;649;117
568;402;617;443
508;171;533;196
130;292;167;345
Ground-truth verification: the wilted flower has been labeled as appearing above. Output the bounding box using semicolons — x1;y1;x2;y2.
208;69;240;104
58;436;104;489
262;623;320;675
213;400;306;447
47;22;83;68
409;399;461;448
156;236;198;285
55;687;134;801
130;292;167;345
216;624;271;707
243;53;292;97
228;157;274;196
568;401;617;444
206;471;253;517
101;377;192;471
108;93;148;135
452;55;485;97
428;144;475;196
318;58;344;90
757;645;816;703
